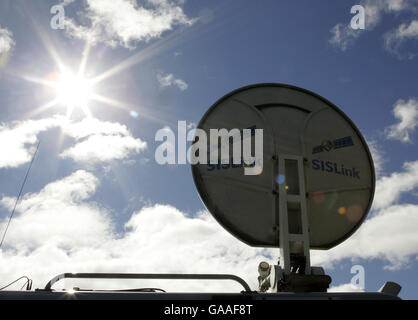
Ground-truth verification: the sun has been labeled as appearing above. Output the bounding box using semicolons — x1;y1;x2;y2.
55;71;94;116
20;40;157;122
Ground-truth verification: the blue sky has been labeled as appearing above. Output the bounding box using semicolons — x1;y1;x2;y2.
0;0;417;298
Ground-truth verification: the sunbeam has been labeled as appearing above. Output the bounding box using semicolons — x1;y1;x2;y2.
23;98;60;119
90;1;240;85
29;17;66;73
78;41;91;78
90;21;197;85
20;75;56;88
91;93;170;126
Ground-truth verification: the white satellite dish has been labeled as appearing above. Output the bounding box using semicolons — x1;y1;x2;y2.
192;83;375;289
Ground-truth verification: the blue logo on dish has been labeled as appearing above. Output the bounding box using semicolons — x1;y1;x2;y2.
312;136;354;154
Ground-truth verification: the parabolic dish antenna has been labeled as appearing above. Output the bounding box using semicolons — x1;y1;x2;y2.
192;83;375;250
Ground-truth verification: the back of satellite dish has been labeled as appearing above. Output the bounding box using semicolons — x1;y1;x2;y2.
192;83;378;293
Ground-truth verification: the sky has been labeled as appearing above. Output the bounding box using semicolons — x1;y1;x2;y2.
0;0;417;298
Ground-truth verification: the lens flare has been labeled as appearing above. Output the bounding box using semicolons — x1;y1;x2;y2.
327;192;338;209
130;110;139;118
56;71;94;109
277;174;285;185
347;205;363;222
338;206;346;215
312;192;325;205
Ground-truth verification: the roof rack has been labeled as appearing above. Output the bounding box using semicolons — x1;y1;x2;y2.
43;273;252;292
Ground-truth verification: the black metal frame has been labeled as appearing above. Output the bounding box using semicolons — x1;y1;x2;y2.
43;273;252;292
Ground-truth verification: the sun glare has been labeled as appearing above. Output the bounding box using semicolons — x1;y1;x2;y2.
21;40;153;121
56;72;94;110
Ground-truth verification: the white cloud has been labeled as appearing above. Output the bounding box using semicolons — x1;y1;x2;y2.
388;19;418;40
312;203;418;271
373;161;418;211
0;172;274;291
328;283;365;292
63;0;194;48
329;23;362;52
157;72;188;91
362;0;411;28
187;122;196;130
62;118;131;140
0;118;59;168
366;138;385;178
0;26;14;54
60;134;147;163
0;170;111;252
385;98;418;143
0;116;147;168
60;117;147;163
385;20;418;59
329;0;417;51
59;0;76;5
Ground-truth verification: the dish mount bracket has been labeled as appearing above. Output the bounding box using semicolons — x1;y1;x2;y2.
258;154;332;293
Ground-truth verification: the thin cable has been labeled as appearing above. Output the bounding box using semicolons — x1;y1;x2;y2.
20;279;29;291
0;141;40;249
0;276;31;291
19;278;33;290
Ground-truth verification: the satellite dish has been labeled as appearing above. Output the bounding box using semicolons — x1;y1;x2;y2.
192;83;375;250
